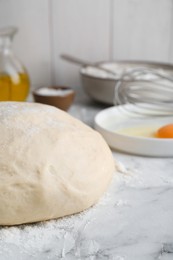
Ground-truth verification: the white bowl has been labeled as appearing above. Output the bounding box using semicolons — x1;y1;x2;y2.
94;105;173;157
80;61;173;105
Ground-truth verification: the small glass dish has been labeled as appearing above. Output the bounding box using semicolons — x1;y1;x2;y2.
33;86;75;111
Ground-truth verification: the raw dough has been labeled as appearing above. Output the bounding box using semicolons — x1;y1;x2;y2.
0;102;115;225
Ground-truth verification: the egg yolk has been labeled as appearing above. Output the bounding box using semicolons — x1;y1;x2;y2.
156;124;173;138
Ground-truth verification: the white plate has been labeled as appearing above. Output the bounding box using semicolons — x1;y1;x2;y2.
94;105;173;157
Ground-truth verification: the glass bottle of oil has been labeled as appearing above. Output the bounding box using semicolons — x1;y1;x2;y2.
0;27;30;101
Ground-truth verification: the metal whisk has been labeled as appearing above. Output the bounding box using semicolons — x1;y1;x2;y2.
114;67;173;116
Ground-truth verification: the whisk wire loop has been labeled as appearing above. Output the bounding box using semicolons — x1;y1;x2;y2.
115;67;173;116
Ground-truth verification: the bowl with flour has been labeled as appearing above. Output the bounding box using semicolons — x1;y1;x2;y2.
33;86;75;111
80;61;173;105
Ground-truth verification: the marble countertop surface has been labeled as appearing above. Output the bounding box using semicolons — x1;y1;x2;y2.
0;90;173;260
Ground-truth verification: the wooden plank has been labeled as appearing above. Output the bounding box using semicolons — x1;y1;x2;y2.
0;0;51;89
168;1;173;63
112;0;172;62
51;0;111;87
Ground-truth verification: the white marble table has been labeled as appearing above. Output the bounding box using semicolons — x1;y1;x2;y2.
0;89;173;260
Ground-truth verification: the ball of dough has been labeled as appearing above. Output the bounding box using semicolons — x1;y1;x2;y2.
0;102;115;225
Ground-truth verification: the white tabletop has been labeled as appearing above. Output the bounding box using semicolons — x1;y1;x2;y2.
0;89;173;260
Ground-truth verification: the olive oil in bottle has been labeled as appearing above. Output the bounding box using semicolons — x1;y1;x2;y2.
0;27;30;101
0;72;30;101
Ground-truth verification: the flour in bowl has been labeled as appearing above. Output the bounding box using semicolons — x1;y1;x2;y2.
35;87;74;96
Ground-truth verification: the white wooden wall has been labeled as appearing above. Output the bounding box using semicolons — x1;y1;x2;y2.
0;0;173;89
